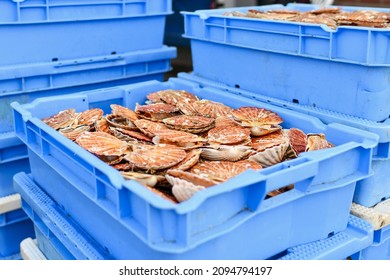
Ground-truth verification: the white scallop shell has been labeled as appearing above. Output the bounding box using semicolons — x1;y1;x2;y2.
166;174;205;202
248;142;289;167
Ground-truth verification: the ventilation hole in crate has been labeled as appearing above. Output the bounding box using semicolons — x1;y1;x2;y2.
292;99;299;104
52;58;58;62
313;103;316;108
381;197;387;202
82;99;86;102
111;51;117;55
328;231;334;238
235;84;240;89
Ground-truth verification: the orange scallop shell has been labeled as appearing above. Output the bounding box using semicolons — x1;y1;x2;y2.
125;144;186;170
75;108;104;127
59;125;90;141
232;106;283;125
190;161;251;183
171;149;202;171
193;100;233;118
306;133;334;152
207;125;251;145
163;115;215;133
110;104;138;122
133;119;169;137
250;130;288;152
75;131;129;156
42;108;77;130
176;99;199;116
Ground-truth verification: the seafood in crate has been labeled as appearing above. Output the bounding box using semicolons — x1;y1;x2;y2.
41;89;334;203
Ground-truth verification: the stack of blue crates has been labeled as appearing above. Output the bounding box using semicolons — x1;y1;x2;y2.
181;3;390;259
0;0;176;259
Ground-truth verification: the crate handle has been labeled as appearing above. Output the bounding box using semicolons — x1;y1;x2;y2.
54;56;124;68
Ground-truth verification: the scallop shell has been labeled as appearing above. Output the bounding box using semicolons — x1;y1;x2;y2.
121;171;166;188
172;149;202;171
42;108;77;130
163;115;215;133
214;116;240;128
94;118;111;134
166;174;205;202
248;142;289;167
146;186;178;204
105;114;137;130
207;125;251;145
190;161;250;183
111;127;152;143
201;145;252;162
152;129;207;150
59;124;90;141
232;107;283;126
250;130;289;152
167;169;216;187
75;108;104;127
235;160;263;171
306;133;334;152
133;119;169;137
135;103;179;121
110;104;138;122
75;131;129;156
124;144;186;170
112;162;138;171
285;128;307;157
309;7;341;15
159;89;199;105
193;100;233;118
176;99;198;116
250;124;283;137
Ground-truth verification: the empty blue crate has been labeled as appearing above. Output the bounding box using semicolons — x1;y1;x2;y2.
0;0;172;67
183;4;390;122
0;133;30;197
0;46;176;133
11;77;377;259
178;72;390;208
0;194;35;259
276;215;374;260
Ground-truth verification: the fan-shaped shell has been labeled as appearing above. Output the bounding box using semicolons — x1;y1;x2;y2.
285;128;307;157
214;116;240;128
133;119;169;137
75;108;104;127
172;149;202;171
42;108;77;130
207;125;251;145
193;100;233;118
201;145;253;162
135;103;179;121
232;107;283;126
176;99;198;116
59;125;90;141
250;130;289;152
306;133;334;152
248;142;289;167
166;175;205;202
110;104;138;122
190;161;250;183
111;127;152;143
152;129;207;150
235;160;263;171
94;118;111;134
163;115;215;133
167;169;216;187
75;131;129;156
125;144;186;170
121;171;166;188
160;89;199;105
105;114;137;130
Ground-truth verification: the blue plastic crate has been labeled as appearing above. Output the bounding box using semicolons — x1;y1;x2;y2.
0;46;176;133
11;78;378;259
0;133;30;197
16;175;111;260
164;0;211;46
182;4;390;122
0;0;171;23
0;0;171;67
178;72;390;208
351;223;390;260
276;215;374;260
0;201;35;258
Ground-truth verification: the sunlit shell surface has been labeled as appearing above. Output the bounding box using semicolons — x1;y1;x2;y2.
214;116;240;128
75;108;104;127
110;104;138;122
42;108;77;130
193;100;233;118
248;142;289;167
306;134;334;152
250;130;289;152
133;119;169;137
285;128;307;157
159;89;199;105
121;171;166;188
171;149;202;171
94;118;111;134
207;125;251;145
201;145;252;162
135;103;179;121
152;129;207;149
163;115;215;133
166;169;216;187
235;160;263;171
75;131;129;156
166;174;205;202
190;161;251;183
59;125;90;141
111;127;152;143
125;144;186;170
105;114;137;130
176;99;198;116
232;107;283;126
